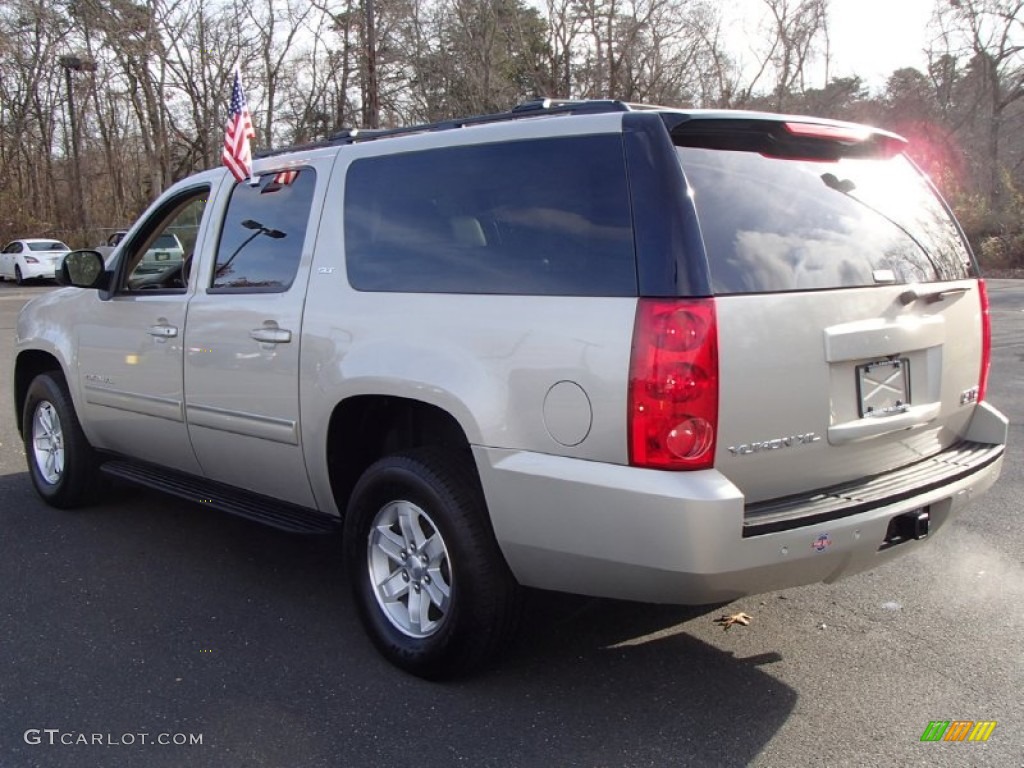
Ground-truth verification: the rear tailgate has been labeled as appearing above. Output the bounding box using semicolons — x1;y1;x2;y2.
715;282;982;503
672;117;988;504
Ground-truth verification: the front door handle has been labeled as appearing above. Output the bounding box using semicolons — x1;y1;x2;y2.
148;324;178;338
249;327;292;344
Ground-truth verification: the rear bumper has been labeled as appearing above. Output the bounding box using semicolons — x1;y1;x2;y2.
475;402;1007;604
18;261;57;280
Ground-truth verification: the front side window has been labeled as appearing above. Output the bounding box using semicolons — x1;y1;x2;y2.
123;188;209;291
344;135;636;296
211;169;315;292
678;147;973;294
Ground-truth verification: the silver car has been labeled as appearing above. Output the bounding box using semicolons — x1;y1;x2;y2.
134;232;185;275
13;99;1007;678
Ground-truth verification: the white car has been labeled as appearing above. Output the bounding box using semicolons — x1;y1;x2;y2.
0;239;70;284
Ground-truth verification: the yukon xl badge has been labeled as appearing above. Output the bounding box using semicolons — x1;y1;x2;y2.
728;432;821;457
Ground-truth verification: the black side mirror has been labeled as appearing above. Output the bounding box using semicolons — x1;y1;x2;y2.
58;250;109;289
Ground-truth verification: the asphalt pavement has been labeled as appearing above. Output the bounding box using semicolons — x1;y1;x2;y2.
1;280;1021;768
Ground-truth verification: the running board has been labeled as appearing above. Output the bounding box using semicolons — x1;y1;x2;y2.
101;459;340;534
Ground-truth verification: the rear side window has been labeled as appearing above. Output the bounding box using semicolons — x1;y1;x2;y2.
211;169;315;292
678;148;972;294
344;135;637;296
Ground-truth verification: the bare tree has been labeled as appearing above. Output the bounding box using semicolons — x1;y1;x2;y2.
931;0;1024;209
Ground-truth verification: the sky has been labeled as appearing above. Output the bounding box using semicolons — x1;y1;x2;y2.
724;0;939;91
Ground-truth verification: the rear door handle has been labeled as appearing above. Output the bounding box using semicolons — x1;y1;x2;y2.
148;324;178;338
249;328;292;344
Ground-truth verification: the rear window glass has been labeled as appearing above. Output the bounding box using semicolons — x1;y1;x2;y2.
28;241;68;251
153;234;180;249
677;147;972;294
344;135;637;296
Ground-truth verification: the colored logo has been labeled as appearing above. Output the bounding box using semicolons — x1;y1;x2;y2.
812;533;831;552
920;721;997;742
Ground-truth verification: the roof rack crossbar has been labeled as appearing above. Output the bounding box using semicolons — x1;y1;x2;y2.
254;98;630;159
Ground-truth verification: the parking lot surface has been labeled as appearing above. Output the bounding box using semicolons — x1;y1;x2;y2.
1;280;1021;767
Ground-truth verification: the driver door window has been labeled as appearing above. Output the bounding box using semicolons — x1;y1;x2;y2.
122;188;210;291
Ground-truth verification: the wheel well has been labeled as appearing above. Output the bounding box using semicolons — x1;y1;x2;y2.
14;351;63;436
326;396;474;517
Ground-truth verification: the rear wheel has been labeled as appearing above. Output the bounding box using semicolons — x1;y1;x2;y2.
14;265;24;285
22;372;101;508
344;448;520;679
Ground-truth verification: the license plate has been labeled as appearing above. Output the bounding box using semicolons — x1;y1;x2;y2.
156;252;169;261
857;358;910;417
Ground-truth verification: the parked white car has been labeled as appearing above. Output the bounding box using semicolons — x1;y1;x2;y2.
0;239;70;284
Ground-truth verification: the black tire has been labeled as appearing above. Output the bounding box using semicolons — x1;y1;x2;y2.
15;265;24;285
22;371;101;508
344;447;521;679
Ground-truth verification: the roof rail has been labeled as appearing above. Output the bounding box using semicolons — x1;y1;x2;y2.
254;98;632;159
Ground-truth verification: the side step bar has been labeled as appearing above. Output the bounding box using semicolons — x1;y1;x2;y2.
101;459;340;534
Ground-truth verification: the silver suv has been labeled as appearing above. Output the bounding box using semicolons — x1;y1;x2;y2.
13;99;1007;678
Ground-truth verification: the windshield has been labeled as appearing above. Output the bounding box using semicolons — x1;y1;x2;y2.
154;234;180;249
677;147;973;294
27;241;68;252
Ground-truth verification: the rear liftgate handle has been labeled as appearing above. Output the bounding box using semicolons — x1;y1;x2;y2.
899;286;970;305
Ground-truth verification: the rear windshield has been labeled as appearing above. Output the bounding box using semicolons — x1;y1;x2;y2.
677;147;973;294
153;234;180;249
27;241;68;252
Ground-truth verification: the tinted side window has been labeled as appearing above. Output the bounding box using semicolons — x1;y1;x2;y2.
212;169;315;292
345;135;636;296
678;148;972;294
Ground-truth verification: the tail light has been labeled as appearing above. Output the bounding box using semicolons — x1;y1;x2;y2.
24;256;39;264
629;299;719;470
978;279;991;401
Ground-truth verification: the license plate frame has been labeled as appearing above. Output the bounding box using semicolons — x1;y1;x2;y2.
856;357;910;418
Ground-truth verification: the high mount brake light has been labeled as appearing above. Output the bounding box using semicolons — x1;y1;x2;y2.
629;299;719;470
783;122;872;143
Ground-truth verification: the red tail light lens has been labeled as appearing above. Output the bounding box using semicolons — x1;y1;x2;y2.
978;279;991;402
629;299;719;470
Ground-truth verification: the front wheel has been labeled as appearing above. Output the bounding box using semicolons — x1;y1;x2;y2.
344;448;520;679
22;372;101;508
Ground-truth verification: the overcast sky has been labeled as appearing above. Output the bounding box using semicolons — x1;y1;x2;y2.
724;0;938;91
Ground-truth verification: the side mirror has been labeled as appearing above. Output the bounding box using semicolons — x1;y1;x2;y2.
58;250;109;289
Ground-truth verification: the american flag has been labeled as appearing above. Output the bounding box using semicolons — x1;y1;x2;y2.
222;67;256;182
273;170;298;185
261;169;299;194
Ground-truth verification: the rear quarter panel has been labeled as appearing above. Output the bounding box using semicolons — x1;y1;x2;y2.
299;119;639;515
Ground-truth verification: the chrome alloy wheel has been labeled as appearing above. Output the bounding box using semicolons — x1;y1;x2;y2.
32;400;65;485
367;500;452;638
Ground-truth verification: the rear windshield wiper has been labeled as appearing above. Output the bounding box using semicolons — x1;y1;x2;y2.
819;172;941;281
